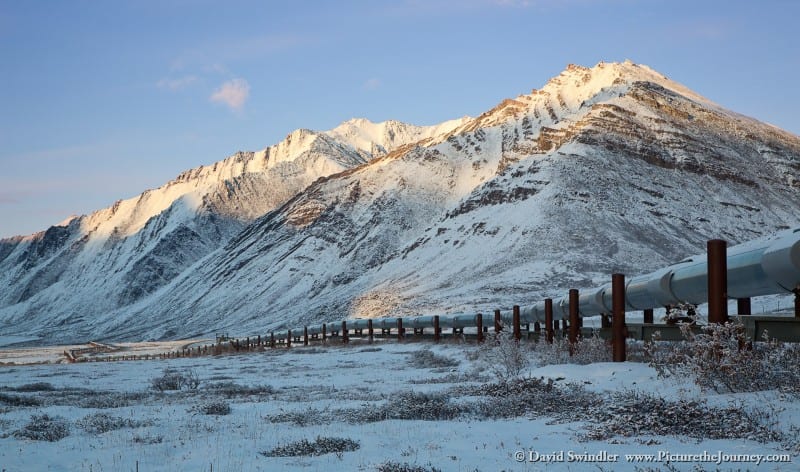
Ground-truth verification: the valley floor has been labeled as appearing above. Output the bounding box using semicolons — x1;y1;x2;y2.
0;339;797;471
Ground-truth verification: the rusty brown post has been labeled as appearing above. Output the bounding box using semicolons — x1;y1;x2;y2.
433;315;441;343
569;289;579;355
494;309;502;333
707;239;729;324
368;319;374;343
736;298;751;316
246;338;250;351
612;273;626;362
322;323;327;344
270;332;275;348
287;330;292;348
397;318;404;342
303;327;309;346
342;321;349;344
643;308;654;324
512;305;521;341
257;335;261;346
795;286;800;318
544;298;554;344
476;313;484;343
533;321;541;332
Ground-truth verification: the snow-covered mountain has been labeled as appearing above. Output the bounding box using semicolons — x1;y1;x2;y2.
2;61;799;342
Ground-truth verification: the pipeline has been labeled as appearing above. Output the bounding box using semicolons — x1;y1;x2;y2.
345;226;800;328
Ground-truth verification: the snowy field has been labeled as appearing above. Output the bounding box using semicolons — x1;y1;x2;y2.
0;338;798;471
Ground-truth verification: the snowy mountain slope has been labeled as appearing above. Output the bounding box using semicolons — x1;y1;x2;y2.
2;61;799;342
0;119;459;341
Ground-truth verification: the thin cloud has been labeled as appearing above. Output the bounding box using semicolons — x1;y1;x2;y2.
210;78;250;111
157;75;198;91
0;193;19;204
364;78;381;90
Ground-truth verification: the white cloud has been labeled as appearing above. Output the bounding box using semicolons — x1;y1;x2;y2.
364;78;381;90
210;78;250;111
157;75;198;91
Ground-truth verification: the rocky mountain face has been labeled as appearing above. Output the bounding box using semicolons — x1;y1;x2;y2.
0;119;463;341
2;61;799;343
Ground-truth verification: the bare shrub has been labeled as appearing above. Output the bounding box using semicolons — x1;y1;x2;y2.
385;391;460;421
150;368;200;392
0;393;41;407
583;390;782;443
476;330;529;381
77;413;151;434
206;382;274;397
197;401;231;416
78;392;145;409
261;436;360;457
459;377;598;420
407;349;459;369
14;414;70;441
375;461;443;472
534;333;610;366
132;434;163;444
265;407;330;426
12;382;56;392
645;321;800;394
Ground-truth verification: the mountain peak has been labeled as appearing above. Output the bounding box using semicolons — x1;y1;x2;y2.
325;116;470;158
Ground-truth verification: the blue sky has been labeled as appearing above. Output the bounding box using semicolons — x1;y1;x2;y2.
1;0;798;238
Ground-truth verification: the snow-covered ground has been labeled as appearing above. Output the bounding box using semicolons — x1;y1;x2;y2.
0;339;797;471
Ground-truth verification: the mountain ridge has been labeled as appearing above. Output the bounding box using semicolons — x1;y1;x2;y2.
2;60;799;343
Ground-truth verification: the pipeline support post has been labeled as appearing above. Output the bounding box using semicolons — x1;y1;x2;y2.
544;298;554;344
707;239;729;324
287;330;292;349
322;324;327;344
795;286;800;318
512;305;521;342
494;309;502;333
612;273;626;362
303;327;309;346
476;313;484;343
368;319;374;343
643;308;654;324
397;318;404;342
568;289;579;355
737;298;751;316
434;315;441;343
342;321;349;344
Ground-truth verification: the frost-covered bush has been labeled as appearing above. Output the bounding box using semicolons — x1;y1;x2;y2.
261;436;360;457
150;368;200;391
265;407;330;426
78;392;144;409
14;414;70;441
132;434;163;444
407;349;459;369
12;382;56;392
375;461;443;472
645;321;800;393
583;390;782;443
206;382;274;397
534;333;611;366
475;330;529;381
385;391;460;421
460;377;596;420
198;401;231;416
0;393;41;407
77;413;151;434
